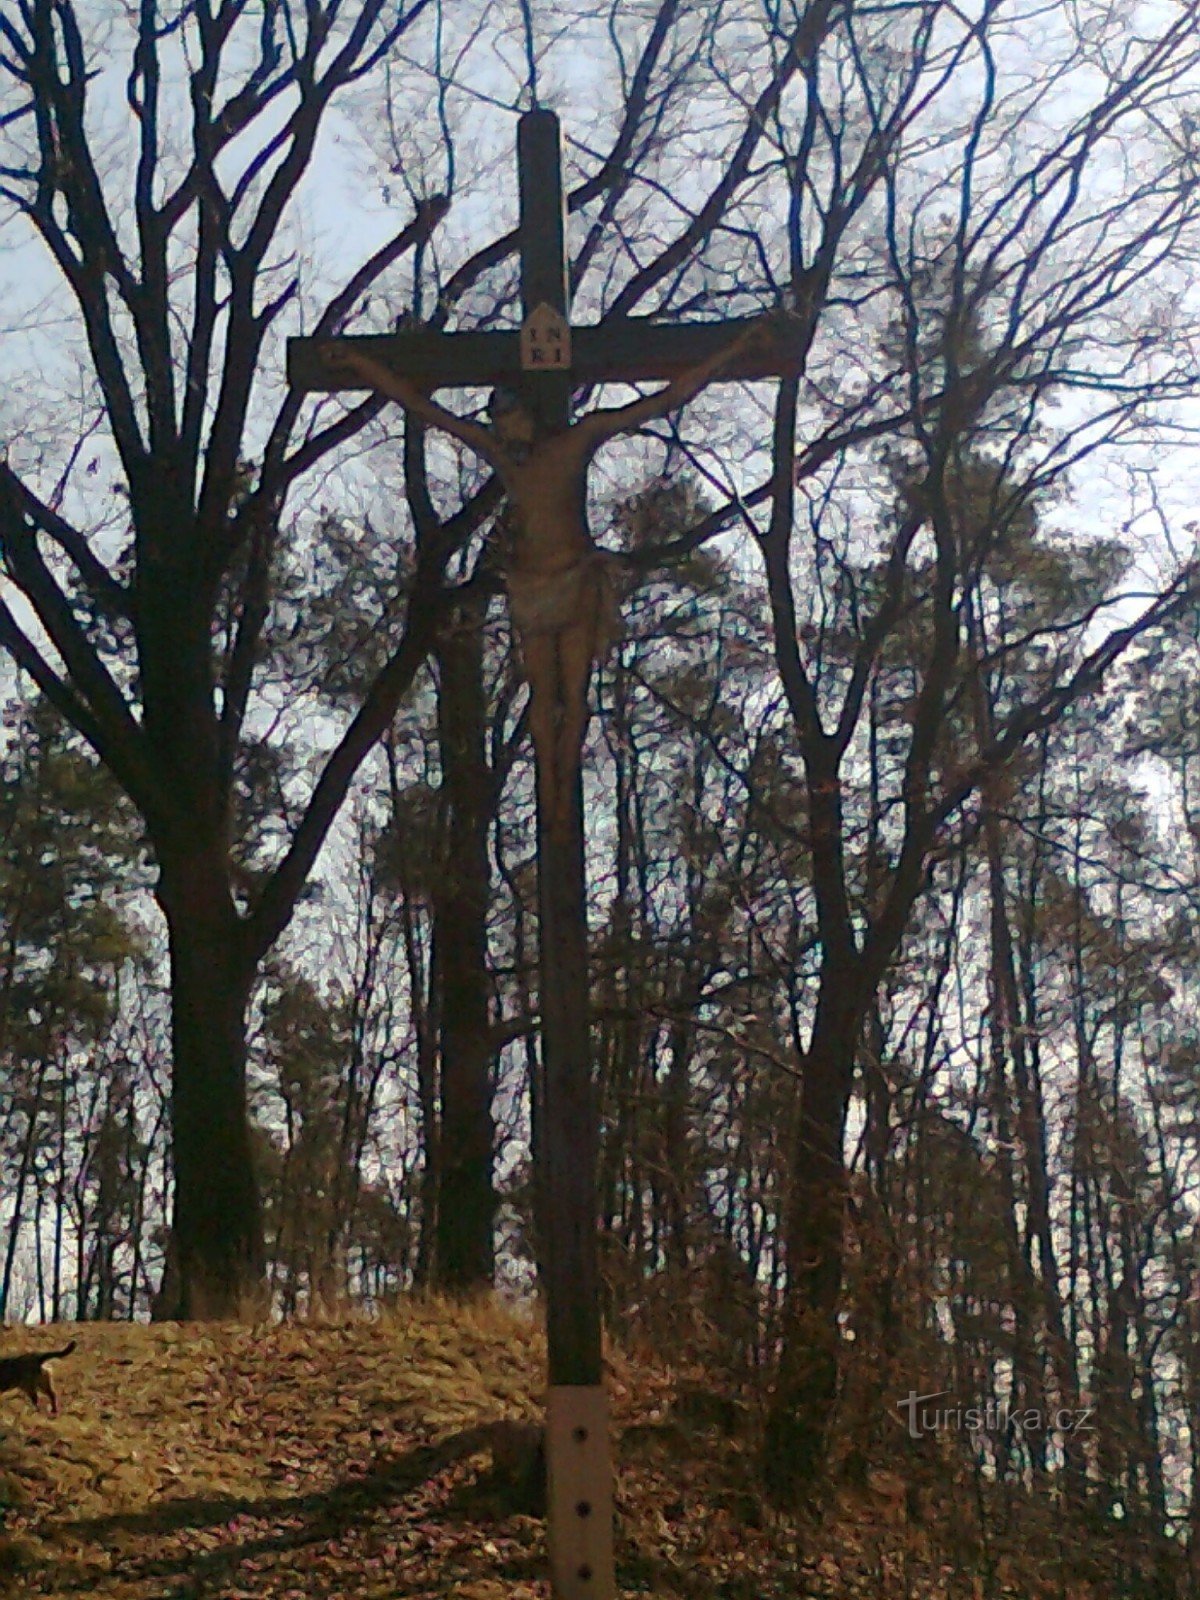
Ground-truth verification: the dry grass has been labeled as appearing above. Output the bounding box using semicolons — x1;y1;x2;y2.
0;1304;1122;1598
0;1300;551;1598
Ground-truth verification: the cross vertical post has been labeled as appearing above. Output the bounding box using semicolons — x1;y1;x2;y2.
517;111;571;432
515;108;615;1600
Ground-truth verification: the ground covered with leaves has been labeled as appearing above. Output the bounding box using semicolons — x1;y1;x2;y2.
0;1303;1120;1597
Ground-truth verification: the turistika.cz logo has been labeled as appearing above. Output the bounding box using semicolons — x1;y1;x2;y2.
894;1388;1095;1440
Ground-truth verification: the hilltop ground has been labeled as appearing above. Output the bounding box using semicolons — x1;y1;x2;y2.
0;1301;1118;1597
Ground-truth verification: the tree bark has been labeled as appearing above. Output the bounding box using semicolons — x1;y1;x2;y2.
156;850;263;1320
432;599;497;1291
762;990;857;1502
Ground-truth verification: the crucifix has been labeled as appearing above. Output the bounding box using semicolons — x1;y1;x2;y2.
288;109;802;1600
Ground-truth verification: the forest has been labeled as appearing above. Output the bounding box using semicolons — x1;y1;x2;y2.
2;0;1200;1595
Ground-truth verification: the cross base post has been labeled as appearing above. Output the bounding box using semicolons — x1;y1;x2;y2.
547;1385;616;1600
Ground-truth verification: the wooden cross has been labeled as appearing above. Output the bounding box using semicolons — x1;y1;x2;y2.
288;110;801;1600
287;121;798;406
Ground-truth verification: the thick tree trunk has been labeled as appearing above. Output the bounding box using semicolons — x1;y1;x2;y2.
763;996;856;1504
432;603;497;1292
156;853;263;1320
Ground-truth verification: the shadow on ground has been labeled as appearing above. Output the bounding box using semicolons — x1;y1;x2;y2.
22;1429;546;1597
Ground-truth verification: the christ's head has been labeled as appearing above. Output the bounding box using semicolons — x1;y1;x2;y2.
488;387;537;450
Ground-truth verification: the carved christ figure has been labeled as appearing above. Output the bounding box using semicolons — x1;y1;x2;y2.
320;321;765;827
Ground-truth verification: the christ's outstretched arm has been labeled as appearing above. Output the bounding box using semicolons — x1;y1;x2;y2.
571;313;781;453
317;345;501;466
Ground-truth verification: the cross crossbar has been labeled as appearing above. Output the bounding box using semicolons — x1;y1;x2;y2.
287;315;803;394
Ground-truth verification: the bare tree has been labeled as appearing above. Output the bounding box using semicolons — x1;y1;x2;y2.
747;8;1200;1497
0;1;464;1315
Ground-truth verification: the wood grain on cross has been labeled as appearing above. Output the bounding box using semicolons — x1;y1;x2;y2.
288;110;801;1600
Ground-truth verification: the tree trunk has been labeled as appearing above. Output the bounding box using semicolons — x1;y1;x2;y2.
433;601;497;1292
763;992;856;1503
662;994;701;1278
0;1055;49;1319
399;882;439;1290
156;852;263;1320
